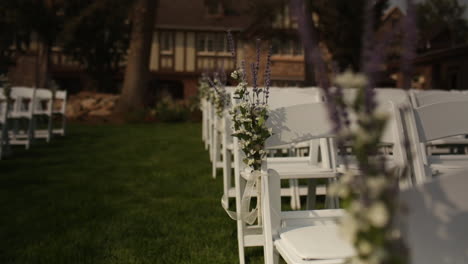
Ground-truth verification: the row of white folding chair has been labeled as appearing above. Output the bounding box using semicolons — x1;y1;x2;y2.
0;87;66;159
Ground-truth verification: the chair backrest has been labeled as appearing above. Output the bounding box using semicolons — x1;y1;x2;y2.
265;103;334;148
410;90;468;107
34;88;53;113
413;100;468;143
0;89;7;123
10;87;35;115
339;88;410;167
54;90;67;113
401;171;468;264
228;87;323;110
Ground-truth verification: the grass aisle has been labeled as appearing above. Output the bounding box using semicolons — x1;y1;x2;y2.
0;123;263;264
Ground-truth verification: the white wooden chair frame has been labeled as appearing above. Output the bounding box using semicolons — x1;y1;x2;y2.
32;88;53;142
8;87;35;149
52;90;67;136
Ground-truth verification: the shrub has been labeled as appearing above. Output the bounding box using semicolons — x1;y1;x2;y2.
154;95;190;122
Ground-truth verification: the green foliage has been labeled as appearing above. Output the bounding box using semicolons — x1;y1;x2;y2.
230;69;272;171
155;96;191;123
417;0;468;46
60;0;132;92
309;0;389;71
0;0;134;91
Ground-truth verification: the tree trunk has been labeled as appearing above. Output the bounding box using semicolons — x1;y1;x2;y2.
116;0;157;114
36;40;50;88
302;0;316;86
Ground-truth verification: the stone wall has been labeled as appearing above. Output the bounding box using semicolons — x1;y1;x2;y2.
66;92;119;120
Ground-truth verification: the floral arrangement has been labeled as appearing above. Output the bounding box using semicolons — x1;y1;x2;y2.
198;73;213;101
207;71;229;118
229;38;272;171
328;71;408;264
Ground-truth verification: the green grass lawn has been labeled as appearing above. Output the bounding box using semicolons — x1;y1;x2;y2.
0;123;264;264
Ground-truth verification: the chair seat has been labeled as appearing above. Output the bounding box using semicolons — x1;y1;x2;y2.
267;157;337;179
429;155;468;168
275;224;353;263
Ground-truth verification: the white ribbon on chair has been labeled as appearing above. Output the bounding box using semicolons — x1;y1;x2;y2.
221;169;266;225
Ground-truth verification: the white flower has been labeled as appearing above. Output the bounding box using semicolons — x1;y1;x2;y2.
366;177;387;197
247;159;255;165
349;201;363;214
366;202;389;228
334;70;368;89
357;240;373;255
340;214;358;243
231;71;239;79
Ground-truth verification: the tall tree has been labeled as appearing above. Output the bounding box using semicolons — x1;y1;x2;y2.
116;0;158;114
0;0;63;87
309;0;389;72
417;0;468;48
61;0;131;92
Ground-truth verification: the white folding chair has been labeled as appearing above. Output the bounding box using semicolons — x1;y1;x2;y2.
0;90;10;159
401;171;468;264
8;87;35;149
405;100;468;184
52;90;67;136
227;91;337;264
409;90;468;155
32;88;53;142
337;88;411;185
262;102;354;264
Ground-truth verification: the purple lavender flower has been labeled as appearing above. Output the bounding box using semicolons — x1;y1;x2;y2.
227;30;237;67
264;45;272;104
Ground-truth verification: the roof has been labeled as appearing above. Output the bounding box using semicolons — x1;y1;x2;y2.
381;6;403;23
414;44;468;65
155;0;252;31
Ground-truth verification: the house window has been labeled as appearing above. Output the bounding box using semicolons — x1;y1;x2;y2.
272;38;303;56
160;32;173;53
197;33;228;53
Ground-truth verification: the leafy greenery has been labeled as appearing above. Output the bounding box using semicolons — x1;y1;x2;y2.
417;0;468;48
309;0;389;71
0;123;267;264
154;96;191;122
230;67;272;171
60;0;132;92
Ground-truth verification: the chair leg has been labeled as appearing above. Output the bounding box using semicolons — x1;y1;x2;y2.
288;179;297;210
212;130;219;179
47;115;53;142
236;172;247;264
222;144;232;199
27;117;34;150
306;179;317;210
